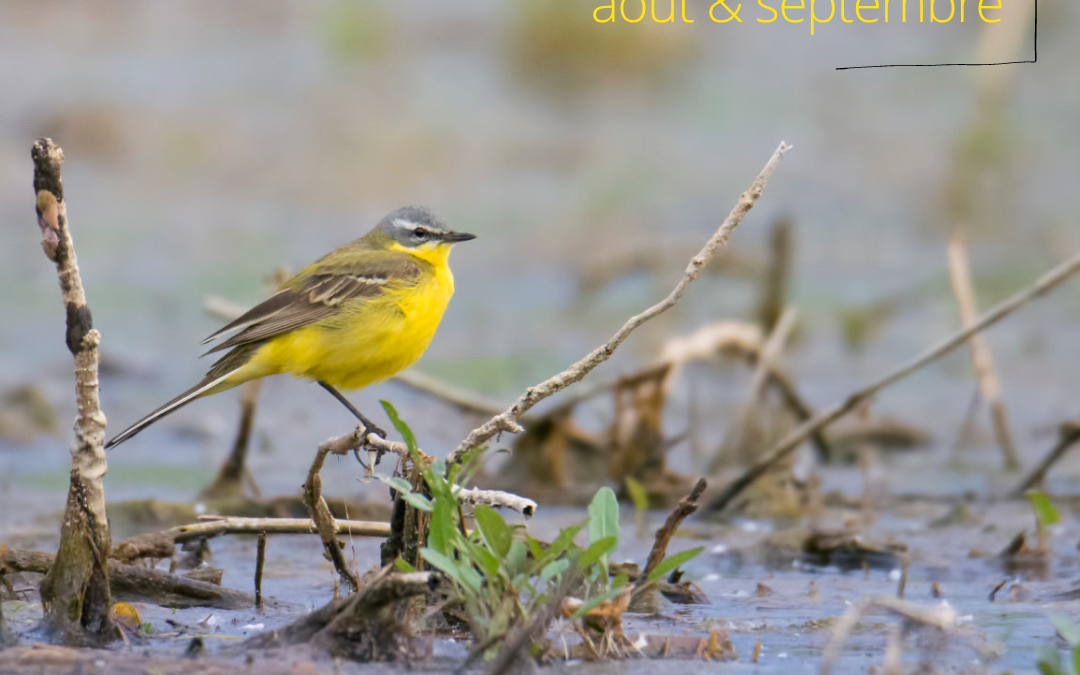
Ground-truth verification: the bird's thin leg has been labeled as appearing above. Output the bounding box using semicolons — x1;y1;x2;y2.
317;381;387;440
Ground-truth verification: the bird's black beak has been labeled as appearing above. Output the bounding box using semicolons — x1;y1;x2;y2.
441;231;477;243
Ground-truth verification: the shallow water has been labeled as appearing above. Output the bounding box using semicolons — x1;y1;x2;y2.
2;1;1080;672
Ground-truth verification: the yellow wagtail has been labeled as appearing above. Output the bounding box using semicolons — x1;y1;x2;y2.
106;206;475;448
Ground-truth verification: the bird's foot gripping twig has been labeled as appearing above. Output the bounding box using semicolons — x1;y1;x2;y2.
317;381;388;464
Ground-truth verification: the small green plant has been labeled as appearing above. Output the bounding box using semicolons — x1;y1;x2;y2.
377;402;704;659
1037;615;1080;675
1026;489;1060;549
625;477;649;539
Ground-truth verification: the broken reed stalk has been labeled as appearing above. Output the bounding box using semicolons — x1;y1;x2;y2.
706;250;1080;515
200;379;263;500
31;138;115;643
304;439;362;593
255;534;266;611
1012;421;1080;497
447;141;793;466
946;234;1021;471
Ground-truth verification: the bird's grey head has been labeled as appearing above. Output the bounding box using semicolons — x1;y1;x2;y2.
378;206;476;248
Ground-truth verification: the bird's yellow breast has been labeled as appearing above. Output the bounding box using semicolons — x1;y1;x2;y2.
240;243;455;390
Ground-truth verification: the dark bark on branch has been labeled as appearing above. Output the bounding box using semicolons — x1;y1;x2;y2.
32;138;115;644
244;570;438;661
2;548;253;610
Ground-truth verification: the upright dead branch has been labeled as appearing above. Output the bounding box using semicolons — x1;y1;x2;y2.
757;217;792;333
31;138;114;643
947;236;1020;471
447;141;793;466
706;250;1080;515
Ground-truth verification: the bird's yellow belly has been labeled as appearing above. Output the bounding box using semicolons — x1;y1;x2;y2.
240;268;454;390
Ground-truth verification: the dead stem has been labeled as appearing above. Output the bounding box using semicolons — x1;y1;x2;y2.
254;533;266;611
447;142;793;467
946;234;1020;471
705;249;1080;515
31;138;115;644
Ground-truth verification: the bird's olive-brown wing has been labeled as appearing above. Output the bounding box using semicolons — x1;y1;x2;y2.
201;254;423;355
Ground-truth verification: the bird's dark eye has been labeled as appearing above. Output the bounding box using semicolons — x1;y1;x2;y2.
412;228;428;239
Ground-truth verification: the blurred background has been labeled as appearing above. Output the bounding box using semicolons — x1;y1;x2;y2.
0;0;1076;524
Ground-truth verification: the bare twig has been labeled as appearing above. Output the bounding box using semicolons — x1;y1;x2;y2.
454;487;537;518
448;142;793;466
947;235;1020;471
643;478;707;578
31;138;114;643
705;250;1080;515
304;439;361;593
255;534;266;611
1012;421;1080;497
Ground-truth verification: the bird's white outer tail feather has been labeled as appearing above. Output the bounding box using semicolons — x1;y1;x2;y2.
106;371;234;449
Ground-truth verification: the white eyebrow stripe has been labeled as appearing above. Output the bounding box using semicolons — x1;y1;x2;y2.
393;218;419;230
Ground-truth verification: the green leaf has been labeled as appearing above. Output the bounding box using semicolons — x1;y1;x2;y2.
463;540;500;577
526;535;545;561
400;492;433;512
506;539;527;576
540;558;570;584
625;477;648;511
394;558;416;573
376;475;415;495
578;536;618;571
1037;645;1065;675
420;547;465;587
587;487;619;574
1052;615;1080;646
380;400;418;454
1027;491;1061;527
429;497;456;556
1073;644;1080;675
455;559;484;592
474;506;513;559
587;487;620;545
647;547;704;582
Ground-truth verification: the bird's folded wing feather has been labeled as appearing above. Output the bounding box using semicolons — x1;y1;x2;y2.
201;253;423;355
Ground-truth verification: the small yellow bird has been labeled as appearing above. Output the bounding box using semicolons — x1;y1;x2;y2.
106;206;475;448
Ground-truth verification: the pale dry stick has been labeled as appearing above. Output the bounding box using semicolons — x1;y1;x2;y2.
448;141;793;467
947;235;1021;471
32;138;114;642
185;516;390;540
818;596;998;675
706;250;1080;515
322;426;540;515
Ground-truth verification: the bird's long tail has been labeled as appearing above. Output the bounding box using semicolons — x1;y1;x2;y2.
105;344;263;449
